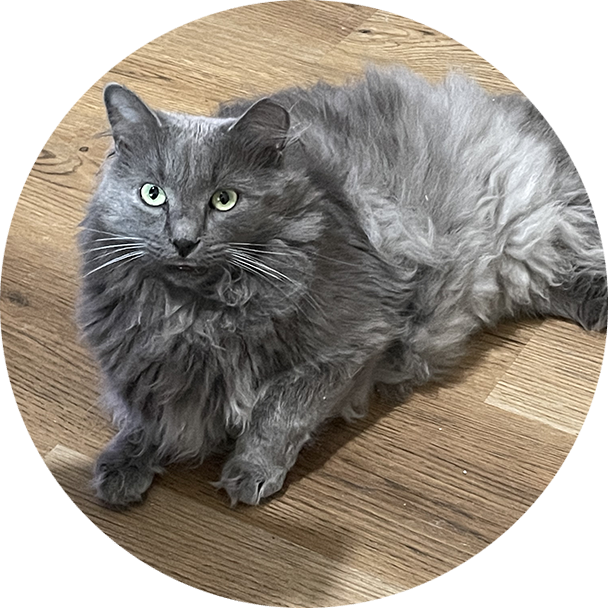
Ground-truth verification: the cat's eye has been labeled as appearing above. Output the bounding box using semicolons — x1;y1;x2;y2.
210;189;238;212
140;183;167;207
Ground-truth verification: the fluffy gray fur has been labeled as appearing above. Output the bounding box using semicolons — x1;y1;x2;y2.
78;66;606;508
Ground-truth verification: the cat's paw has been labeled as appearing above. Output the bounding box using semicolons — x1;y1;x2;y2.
578;297;607;332
557;271;607;332
216;456;287;506
92;457;156;509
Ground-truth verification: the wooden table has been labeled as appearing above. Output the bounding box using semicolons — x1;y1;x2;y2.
1;2;605;606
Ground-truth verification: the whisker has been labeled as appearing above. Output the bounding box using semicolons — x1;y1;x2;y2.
86;243;145;254
228;251;290;284
89;245;145;262
239;254;307;291
227;249;325;318
90;236;146;243
228;245;326;283
228;256;318;324
228;242;279;250
84;251;145;277
228;245;293;257
228;242;290;253
228;251;289;284
106;253;146;275
228;241;360;268
227;256;277;287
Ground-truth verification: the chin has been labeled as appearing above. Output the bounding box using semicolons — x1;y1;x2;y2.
160;263;225;292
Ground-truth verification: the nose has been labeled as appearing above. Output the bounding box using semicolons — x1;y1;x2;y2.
172;238;200;258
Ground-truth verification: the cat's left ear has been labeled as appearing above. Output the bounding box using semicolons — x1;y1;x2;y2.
230;98;290;162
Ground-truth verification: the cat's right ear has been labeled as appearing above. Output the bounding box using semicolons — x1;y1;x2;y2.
103;83;161;149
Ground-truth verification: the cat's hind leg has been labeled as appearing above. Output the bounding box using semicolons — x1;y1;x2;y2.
515;195;606;331
93;427;163;508
540;203;606;331
544;267;607;331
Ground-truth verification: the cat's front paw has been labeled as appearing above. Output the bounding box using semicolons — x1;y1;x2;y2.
216;456;288;506
92;457;156;509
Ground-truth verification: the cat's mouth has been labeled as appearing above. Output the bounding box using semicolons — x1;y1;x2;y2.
162;262;225;287
161;261;225;288
165;262;202;273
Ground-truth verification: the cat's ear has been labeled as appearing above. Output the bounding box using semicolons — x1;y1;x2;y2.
103;83;161;148
230;98;290;162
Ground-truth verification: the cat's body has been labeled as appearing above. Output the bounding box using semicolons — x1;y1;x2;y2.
79;67;606;507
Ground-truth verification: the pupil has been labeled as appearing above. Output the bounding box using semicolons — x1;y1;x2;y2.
149;185;158;199
219;191;229;204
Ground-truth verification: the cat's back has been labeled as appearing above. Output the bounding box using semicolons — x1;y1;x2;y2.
276;67;533;212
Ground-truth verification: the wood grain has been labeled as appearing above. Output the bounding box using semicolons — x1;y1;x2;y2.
362;0;608;93
485;319;606;434
1;2;605;606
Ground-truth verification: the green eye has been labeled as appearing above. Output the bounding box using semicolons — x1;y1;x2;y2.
211;189;238;211
140;183;167;206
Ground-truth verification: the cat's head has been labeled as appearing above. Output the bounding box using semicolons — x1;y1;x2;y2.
80;84;324;297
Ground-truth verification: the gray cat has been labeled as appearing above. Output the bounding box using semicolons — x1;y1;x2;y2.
78;66;606;508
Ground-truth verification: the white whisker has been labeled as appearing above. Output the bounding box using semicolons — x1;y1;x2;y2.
89;245;145;262
228;241;359;268
84;251;145;277
228;244;327;283
228;251;285;283
227;249;325;317
239;253;303;288
228;251;289;283
87;243;145;254
228;244;293;258
228;255;318;323
90;236;146;243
